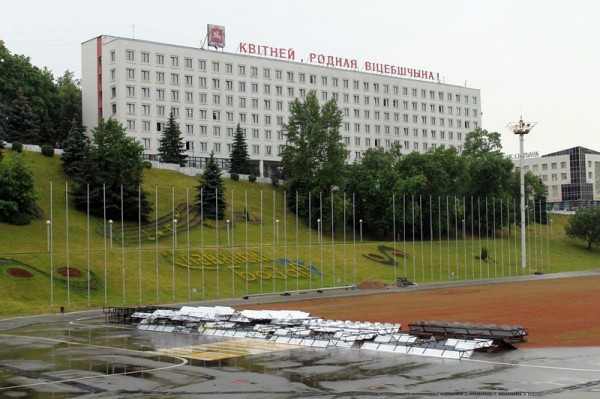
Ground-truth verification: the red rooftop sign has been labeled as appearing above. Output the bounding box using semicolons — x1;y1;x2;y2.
238;42;440;82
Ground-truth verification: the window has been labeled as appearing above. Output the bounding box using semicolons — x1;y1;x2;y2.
171;90;179;101
252;129;259;139
170;56;179;67
198;93;207;104
213;143;221;153
157;105;165;116
185;91;193;102
238;65;246;75
199;142;208;152
212;79;220;89
171;107;179;117
185;75;193;86
198;59;206;71
127;103;135;114
213;126;221;136
156;72;165;83
287;71;294;81
186;124;193;134
142;87;150;98
199;125;207;135
264;68;271;78
142;104;150;115
252;145;260;155
561;161;567;168
185;57;193;69
226;96;233;106
127;120;135;130
126;68;135;79
239;81;246;92
212;111;220;120
156;54;164;65
141;70;150;81
322;76;328;85
126;86;136;97
310;75;317;84
212;94;220;104
275;70;282;79
212;61;220;72
143;138;151;148
185;108;193;118
265;145;272;155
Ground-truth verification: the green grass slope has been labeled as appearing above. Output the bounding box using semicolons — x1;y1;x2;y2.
0;150;598;317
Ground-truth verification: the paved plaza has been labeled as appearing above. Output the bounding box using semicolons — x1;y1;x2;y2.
1;276;600;398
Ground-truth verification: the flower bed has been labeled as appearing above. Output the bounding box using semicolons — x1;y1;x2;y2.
57;267;82;278
7;268;33;278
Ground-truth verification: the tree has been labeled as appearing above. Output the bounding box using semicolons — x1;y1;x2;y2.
462;128;503;159
0;153;36;224
6;87;38;144
462;128;515;234
61;119;89;177
196;152;226;220
565;205;600;250
70;118;152;222
158;112;187;166
54;71;83;147
229;123;251;174
280;92;346;226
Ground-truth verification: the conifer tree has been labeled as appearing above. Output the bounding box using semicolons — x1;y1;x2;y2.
158;112;187;166
61;119;89;177
229;123;251;174
196;152;226;220
6;87;38;144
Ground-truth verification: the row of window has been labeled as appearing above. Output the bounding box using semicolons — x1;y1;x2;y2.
140;137;458;157
111;49;478;103
526;161;568;171
117;68;477;109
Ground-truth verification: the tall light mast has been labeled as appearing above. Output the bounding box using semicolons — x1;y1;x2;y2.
506;117;536;272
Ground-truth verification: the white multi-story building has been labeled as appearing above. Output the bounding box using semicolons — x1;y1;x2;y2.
82;34;482;177
512;146;600;210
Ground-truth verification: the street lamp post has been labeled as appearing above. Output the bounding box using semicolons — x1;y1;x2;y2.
359;219;363;242
108;220;113;249
506;117;536;272
46;220;51;251
316;219;321;243
275;219;279;244
226;219;230;245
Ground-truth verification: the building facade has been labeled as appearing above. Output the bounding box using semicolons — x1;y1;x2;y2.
82;35;482;177
513;146;600;210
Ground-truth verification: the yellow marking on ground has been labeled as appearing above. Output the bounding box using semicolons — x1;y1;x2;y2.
158;338;303;361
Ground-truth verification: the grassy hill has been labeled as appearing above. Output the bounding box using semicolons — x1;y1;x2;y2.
0;150;598;317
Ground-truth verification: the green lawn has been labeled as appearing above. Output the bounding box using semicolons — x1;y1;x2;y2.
0;150;598;317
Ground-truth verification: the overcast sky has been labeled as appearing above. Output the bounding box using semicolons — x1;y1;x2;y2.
2;0;598;155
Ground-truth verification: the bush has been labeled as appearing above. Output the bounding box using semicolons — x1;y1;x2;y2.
142;160;152;169
271;175;279;187
41;144;54;157
230;172;239;181
248;174;257;183
481;247;489;262
12;142;23;153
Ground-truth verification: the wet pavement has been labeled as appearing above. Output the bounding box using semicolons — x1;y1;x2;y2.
1;308;599;398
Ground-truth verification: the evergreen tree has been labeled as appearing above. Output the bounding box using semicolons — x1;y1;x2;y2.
0;153;36;224
6;87;38;144
158;112;187;166
229;123;251;174
61;119;89;177
70;118;152;222
196;152;226;220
